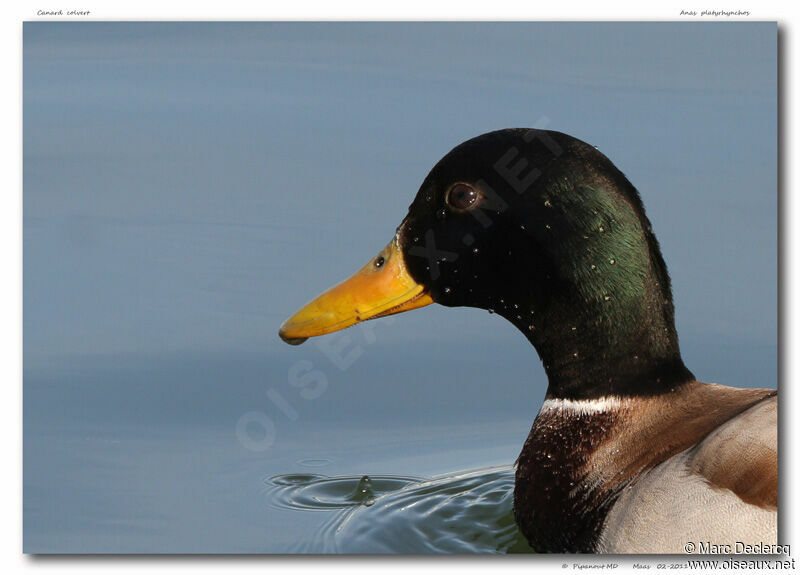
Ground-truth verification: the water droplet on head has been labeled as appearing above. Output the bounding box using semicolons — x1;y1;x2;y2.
590;264;597;270
604;295;611;301
472;247;480;254
488;309;495;314
599;226;605;233
443;286;452;294
545;224;551;230
609;258;616;265
528;324;535;331
543;199;552;207
436;209;447;220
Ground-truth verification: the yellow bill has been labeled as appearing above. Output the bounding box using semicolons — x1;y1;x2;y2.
278;236;433;345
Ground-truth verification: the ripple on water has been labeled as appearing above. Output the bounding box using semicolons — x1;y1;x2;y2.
296;458;333;468
265;465;534;554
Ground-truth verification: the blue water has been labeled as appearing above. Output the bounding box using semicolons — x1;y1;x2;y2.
23;22;777;553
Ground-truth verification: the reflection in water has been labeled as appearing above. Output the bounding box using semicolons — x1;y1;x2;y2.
266;466;534;554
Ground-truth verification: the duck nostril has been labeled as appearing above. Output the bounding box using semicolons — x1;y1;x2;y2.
374;256;385;269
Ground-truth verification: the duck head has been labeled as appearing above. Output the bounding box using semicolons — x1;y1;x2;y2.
279;129;693;399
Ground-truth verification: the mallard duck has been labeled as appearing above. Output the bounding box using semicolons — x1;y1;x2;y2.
278;129;777;553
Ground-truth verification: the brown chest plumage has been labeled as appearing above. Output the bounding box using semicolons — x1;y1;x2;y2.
514;384;777;553
514;408;620;552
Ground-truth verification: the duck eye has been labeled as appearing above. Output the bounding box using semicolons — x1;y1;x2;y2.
447;184;479;210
